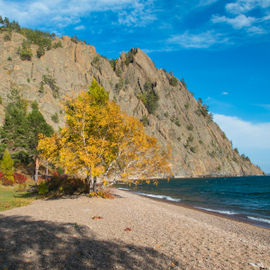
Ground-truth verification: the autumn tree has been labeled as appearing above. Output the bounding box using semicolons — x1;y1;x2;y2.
0;149;14;184
38;79;171;192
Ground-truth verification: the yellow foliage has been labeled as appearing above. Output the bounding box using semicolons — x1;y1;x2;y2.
38;79;172;185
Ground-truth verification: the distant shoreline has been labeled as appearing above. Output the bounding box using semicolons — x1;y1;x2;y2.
117;187;270;230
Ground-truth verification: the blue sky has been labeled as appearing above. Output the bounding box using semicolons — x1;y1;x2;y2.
1;0;270;172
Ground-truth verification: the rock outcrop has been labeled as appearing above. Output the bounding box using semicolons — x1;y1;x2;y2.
0;31;264;177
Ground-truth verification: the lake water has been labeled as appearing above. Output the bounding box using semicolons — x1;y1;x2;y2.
116;176;270;228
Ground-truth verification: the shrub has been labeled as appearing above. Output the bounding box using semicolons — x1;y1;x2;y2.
37;45;45;58
140;90;159;114
18;40;32;61
1;177;14;185
13;173;27;184
164;112;169;118
92;56;100;67
180;78;187;88
208;151;216;158
186;124;194;131
53;41;62;49
51;112;59;123
41;75;59;98
20;28;52;50
39;82;44;94
71;35;79;43
169;76;178;86
199;140;203;144
115;79;124;94
139;80;159;114
89;190;114;199
187;134;194;143
0;96;2;104
4;33;11;41
115;66;122;77
38;182;49;195
141;115;149;126
125;49;136;65
241;154;250;162
109;59;117;70
184;103;190;110
175;119;181;127
45;173;87;195
7;56;12;61
144;80;152;92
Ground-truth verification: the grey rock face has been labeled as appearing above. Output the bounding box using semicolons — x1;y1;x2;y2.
0;32;264;177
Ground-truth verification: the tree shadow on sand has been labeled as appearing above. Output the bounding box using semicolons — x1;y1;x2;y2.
0;215;180;270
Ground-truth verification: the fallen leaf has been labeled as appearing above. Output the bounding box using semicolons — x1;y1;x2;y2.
124;227;132;231
92;216;104;220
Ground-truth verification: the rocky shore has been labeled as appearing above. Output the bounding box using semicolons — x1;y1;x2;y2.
0;189;269;269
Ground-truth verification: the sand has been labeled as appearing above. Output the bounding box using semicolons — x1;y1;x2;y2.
0;188;270;270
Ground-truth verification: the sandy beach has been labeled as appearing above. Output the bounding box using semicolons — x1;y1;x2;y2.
0;188;270;269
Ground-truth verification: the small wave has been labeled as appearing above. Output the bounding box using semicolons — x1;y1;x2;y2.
195;207;237;215
247;216;270;224
136;192;181;202
117;188;130;191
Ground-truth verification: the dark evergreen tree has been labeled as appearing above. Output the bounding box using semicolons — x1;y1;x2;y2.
27;102;53;183
0;89;29;163
0;90;53;183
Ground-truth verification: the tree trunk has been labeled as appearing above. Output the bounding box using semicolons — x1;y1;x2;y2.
93;176;97;193
86;174;93;193
34;156;39;185
45;161;49;181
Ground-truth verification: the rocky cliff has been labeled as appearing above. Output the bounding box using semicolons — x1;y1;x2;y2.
0;31;264;177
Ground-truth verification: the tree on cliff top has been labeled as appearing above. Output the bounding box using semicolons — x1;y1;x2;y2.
38;79;172;192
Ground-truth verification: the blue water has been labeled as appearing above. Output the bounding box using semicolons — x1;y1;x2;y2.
116;176;270;228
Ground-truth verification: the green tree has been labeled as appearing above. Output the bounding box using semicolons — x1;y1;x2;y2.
0;149;14;184
0;89;29;163
27;102;53;184
0;90;53;183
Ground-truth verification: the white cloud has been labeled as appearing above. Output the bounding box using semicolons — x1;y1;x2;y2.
226;0;270;14
247;25;266;34
74;25;85;31
211;0;270;37
198;0;219;7
0;0;154;28
214;113;270;172
222;91;229;95
167;31;228;49
212;14;256;29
